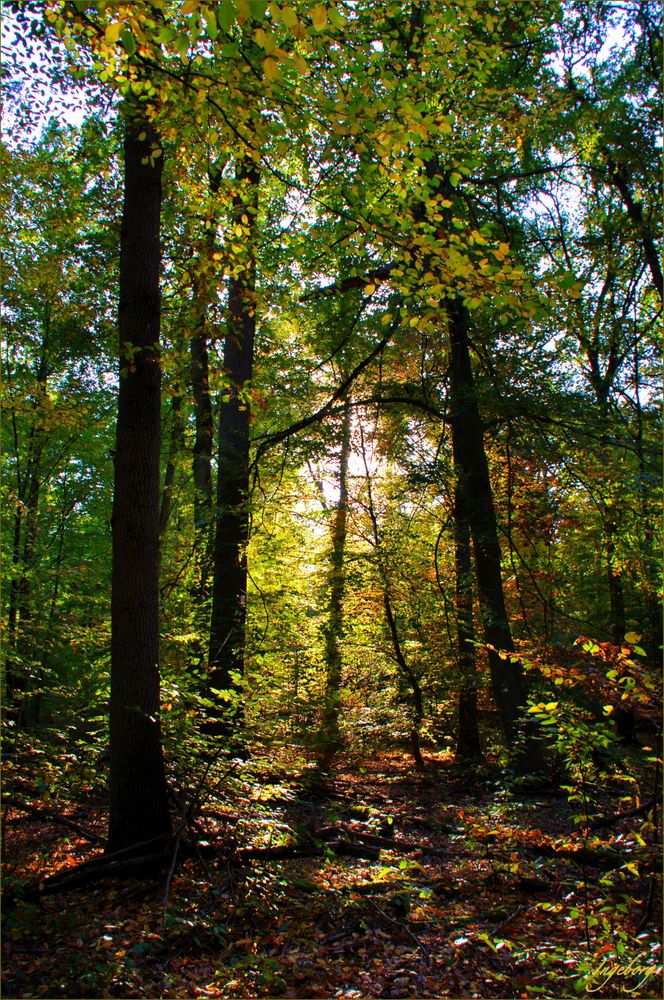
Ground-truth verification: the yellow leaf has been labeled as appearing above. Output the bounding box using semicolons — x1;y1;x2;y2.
364;284;376;295
293;52;308;75
624;631;642;644
105;22;122;44
281;7;298;28
311;5;327;29
263;56;278;80
181;0;198;12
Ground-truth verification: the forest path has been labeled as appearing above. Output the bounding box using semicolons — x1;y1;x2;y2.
2;748;658;998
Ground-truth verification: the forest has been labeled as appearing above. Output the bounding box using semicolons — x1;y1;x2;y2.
1;1;662;998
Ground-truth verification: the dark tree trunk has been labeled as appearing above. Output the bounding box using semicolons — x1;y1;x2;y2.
189;168;221;596
159;393;184;538
607;159;663;303
321;399;352;748
605;517;626;645
208;156;260;711
453;473;484;763
9;342;50;727
190;329;213;578
108;119;171;855
383;589;426;771
447;299;542;768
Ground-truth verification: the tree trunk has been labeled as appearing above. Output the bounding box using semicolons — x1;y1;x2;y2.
360;426;425;770
208;155;260;717
108;119;171;855
190;167;221;598
9;341;50;727
159;393;184;538
321;398;352;748
607;159;663;304
447;298;542;768
453;472;484;763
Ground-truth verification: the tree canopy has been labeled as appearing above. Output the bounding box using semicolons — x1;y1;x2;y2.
2;2;661;998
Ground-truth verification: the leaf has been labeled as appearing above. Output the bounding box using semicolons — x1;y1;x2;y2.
263;57;278;80
203;9;219;39
311;5;327;29
281;6;298;28
174;33;190;57
217;1;237;31
624;631;642;644
121;30;137;54
104;22;122;44
157;26;178;43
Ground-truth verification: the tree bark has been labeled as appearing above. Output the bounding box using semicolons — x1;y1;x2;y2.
360;426;425;770
607;159;663;304
108;119;171;855
208;156;260;713
159;393;184;538
447;298;541;768
321;398;352;748
453;472;484;762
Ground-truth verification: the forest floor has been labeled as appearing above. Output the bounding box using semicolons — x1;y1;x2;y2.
2;746;661;999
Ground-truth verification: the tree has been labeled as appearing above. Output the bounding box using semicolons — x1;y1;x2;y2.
107;116;171;854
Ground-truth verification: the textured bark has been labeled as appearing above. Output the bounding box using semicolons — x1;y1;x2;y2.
607;159;663;304
189;169;220;595
361;428;425;770
321;399;352;748
7;339;50;725
208;156;260;708
159;393;184;538
453;474;484;763
108;120;171;855
447;299;541;767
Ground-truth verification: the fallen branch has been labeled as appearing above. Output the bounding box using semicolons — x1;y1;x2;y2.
235;839;380;862
364;895;430;963
5;801;105;845
588;798;655;832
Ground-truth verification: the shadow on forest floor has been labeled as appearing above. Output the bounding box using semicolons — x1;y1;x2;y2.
2;746;661;999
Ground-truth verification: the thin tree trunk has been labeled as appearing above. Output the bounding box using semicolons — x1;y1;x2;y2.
321;398;352;749
12;344;50;727
108;118;171;855
453;473;484;762
447;298;542;769
208;156;260;717
159;393;184;538
190;167;221;597
360;426;425;770
607;159;663;303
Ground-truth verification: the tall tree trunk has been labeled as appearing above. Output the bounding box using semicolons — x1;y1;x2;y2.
321;398;352;749
190;165;222;598
9;341;50;727
447;299;542;768
453;472;484;762
208;156;260;716
606;159;663;304
361;426;425;770
108;119;171;855
159;393;184;538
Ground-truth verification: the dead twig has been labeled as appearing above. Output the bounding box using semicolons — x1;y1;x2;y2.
364;895;431;963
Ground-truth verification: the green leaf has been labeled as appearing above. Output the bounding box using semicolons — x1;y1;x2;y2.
203;9;218;38
157;26;178;43
217;2;237;32
174;33;190;57
121;30;136;55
